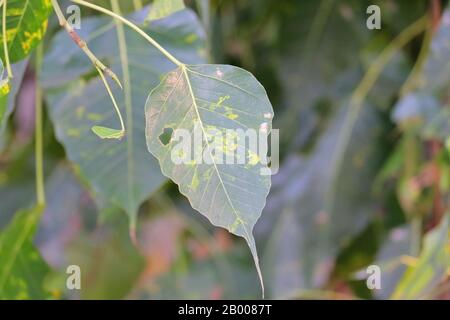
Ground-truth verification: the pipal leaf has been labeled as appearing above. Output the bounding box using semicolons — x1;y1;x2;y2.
145;64;273;296
0;0;53;63
0;206;52;299
42;9;206;224
91;126;124;140
147;0;185;22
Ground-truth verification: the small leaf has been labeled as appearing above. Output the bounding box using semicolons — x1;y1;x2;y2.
0;206;52;299
0;0;53;63
91;126;125;140
145;64;273;296
147;0;185;22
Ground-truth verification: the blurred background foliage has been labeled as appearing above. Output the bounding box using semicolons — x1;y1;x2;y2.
0;0;449;299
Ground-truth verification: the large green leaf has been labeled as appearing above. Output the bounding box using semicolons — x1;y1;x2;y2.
0;206;52;299
0;0;52;63
42;9;206;223
391;214;449;299
145;64;273;294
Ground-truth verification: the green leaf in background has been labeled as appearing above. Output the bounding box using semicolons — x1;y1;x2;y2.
422;8;450;95
0;206;52;299
0;60;27;134
261;105;386;298
67;217;145;299
42;8;206;225
0;0;53;63
145;64;273;294
393;7;450;138
391;214;449;299
0;58;10;125
147;0;185;22
0;58;10;96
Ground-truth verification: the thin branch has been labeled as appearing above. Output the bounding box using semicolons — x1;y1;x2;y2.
51;0;122;88
71;0;184;67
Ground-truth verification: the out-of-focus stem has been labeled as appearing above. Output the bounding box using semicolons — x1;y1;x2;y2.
35;44;45;206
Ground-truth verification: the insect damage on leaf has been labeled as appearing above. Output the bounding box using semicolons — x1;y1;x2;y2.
145;64;274;296
0;0;53;63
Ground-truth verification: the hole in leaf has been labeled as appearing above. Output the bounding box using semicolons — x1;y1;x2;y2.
159;127;174;145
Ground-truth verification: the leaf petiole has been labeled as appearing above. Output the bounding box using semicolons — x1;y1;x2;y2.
92;66;125;140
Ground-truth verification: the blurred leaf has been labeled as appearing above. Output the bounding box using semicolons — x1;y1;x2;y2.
356;226;411;299
393;7;450;135
261;104;386;297
0;60;28;134
0;0;52;63
36;163;97;268
67;215;145;299
145;64;273;294
42;9;206;223
0;58;10;97
147;0;185;22
391;214;449;299
392;93;440;127
0;206;52;299
422;8;450;94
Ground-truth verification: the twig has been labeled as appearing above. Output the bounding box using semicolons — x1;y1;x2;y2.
71;0;183;67
51;0;122;88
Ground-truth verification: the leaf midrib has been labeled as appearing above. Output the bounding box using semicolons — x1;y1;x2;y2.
181;65;252;240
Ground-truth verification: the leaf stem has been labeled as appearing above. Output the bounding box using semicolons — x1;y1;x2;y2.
1;0;13;78
51;0;123;88
71;0;184;67
35;44;45;206
96;66;125;133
